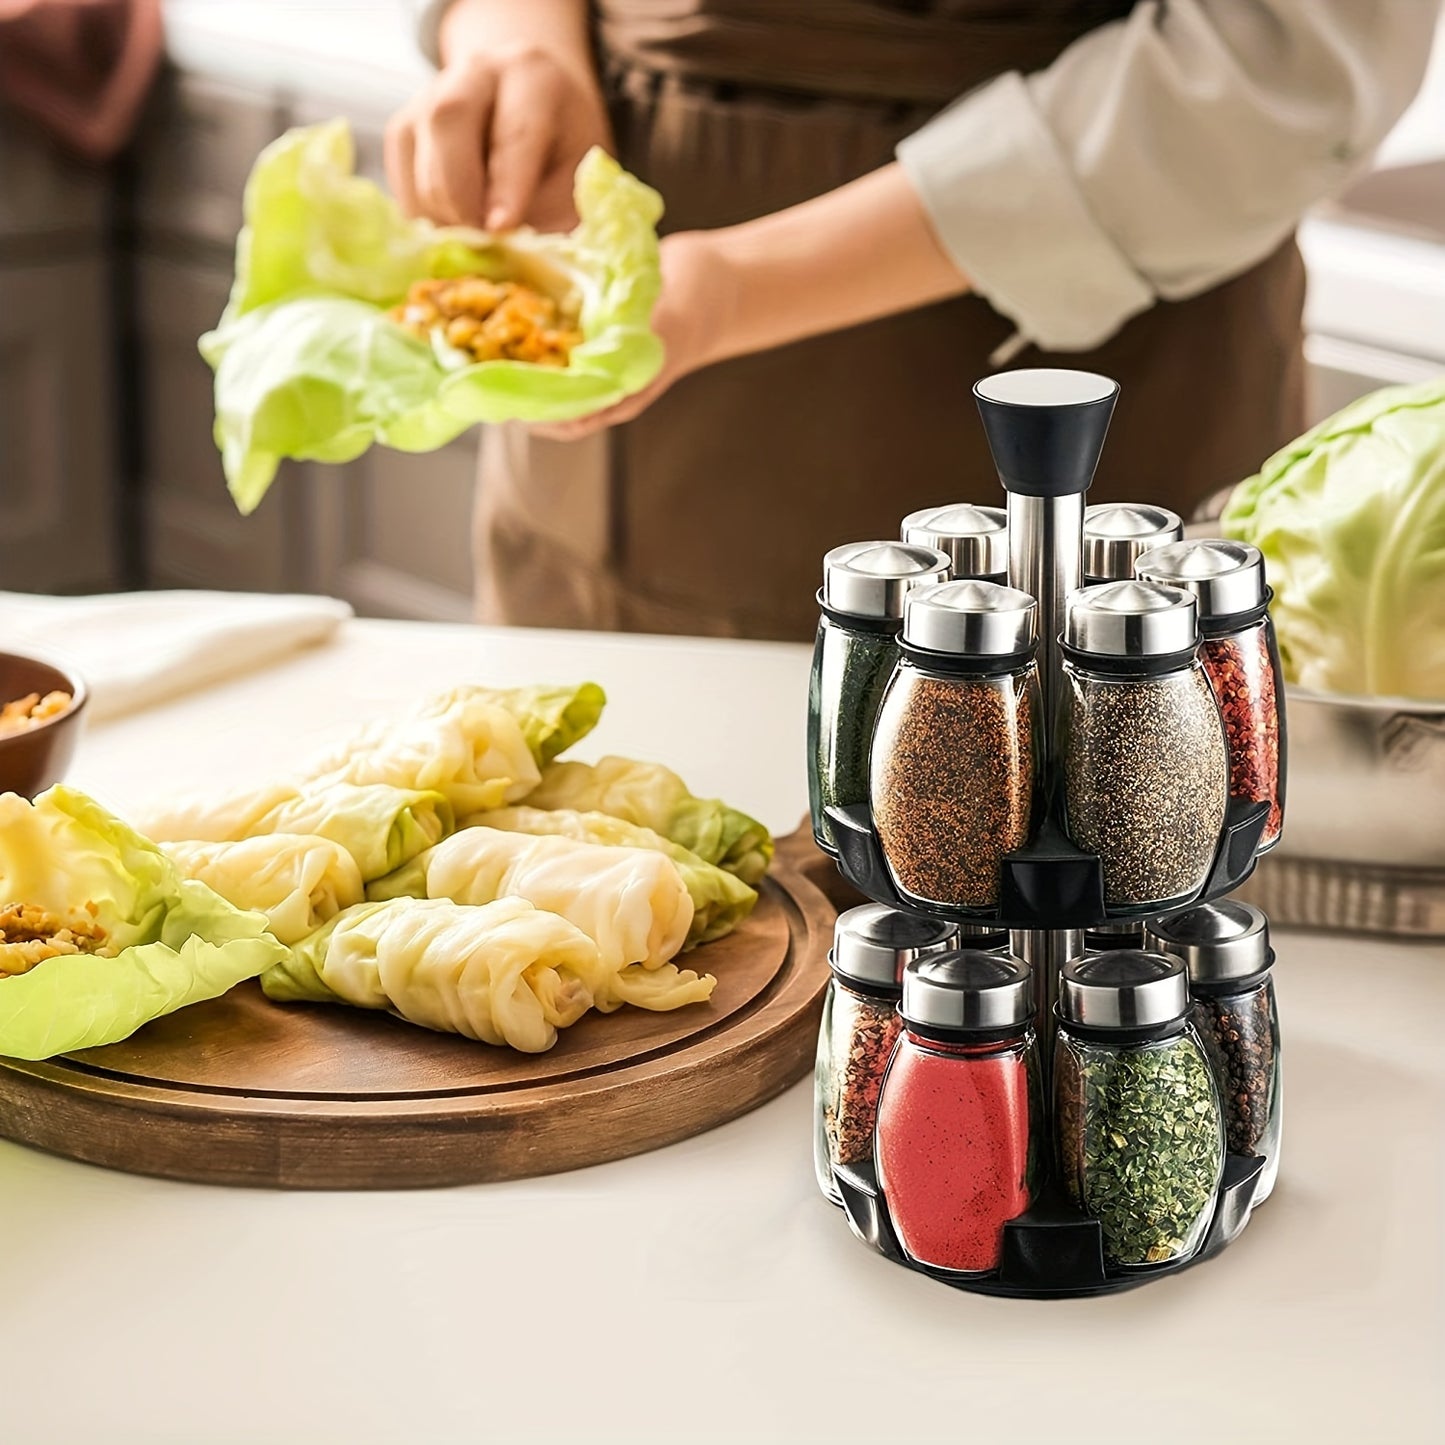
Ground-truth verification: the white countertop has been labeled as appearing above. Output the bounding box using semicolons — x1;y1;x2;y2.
2;618;1441;1444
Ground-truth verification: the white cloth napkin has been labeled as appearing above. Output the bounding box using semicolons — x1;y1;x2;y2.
0;590;353;721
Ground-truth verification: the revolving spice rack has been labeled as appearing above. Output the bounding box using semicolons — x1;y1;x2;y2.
820;370;1278;1299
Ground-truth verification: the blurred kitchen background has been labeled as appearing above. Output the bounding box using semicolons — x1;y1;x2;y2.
2;0;1444;618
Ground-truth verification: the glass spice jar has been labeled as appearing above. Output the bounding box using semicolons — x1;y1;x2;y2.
1136;539;1286;851
1082;502;1183;583
1148;901;1282;1204
1061;580;1230;911
875;949;1041;1275
808;542;950;856
814;905;957;1205
871;580;1041;910
1055;950;1225;1271
901;503;1009;582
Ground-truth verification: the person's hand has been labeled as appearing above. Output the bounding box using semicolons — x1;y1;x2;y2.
385;45;612;232
534;231;739;441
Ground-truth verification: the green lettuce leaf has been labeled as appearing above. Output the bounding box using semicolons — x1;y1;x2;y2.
0;787;287;1060
522;757;773;885
1223;377;1445;700
202;120;664;514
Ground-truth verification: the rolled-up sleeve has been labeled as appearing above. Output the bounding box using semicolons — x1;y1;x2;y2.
898;0;1437;352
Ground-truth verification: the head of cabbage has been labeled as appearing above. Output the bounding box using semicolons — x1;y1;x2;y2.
1223;377;1445;703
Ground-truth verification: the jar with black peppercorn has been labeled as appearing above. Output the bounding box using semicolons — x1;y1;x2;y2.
1060;581;1230;911
875;950;1042;1275
808;543;950;856
1136;539;1286;851
1055;950;1225;1271
1148;901;1282;1204
1082;503;1183;583
870;580;1041;911
814;904;957;1206
902;503;1009;582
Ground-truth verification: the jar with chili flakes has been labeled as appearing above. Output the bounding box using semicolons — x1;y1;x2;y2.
1135;539;1286;850
813;905;957;1206
874;950;1041;1276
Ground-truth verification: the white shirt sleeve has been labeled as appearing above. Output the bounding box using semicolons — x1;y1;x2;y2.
406;0;454;66
897;0;1439;352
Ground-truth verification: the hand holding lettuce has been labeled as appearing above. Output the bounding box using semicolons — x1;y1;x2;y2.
202;120;664;514
1224;378;1445;703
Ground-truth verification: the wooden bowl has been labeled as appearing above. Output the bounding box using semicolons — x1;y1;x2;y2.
0;651;88;799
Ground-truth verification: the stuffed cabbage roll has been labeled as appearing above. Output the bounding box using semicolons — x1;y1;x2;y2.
415;683;605;768
522;756;773;885
263;897;609;1052
163;834;365;945
462;806;757;946
368;826;694;973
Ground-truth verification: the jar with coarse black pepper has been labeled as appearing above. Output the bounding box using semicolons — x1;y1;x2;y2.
1148;901;1282;1204
814;905;957;1205
808;543;950;856
1054;950;1225;1271
1060;581;1230;912
1136;539;1287;851
1082;502;1182;583
902;503;1009;582
870;580;1041;911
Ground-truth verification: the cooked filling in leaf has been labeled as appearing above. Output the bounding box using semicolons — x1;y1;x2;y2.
389;277;582;367
0;691;73;739
0;901;109;975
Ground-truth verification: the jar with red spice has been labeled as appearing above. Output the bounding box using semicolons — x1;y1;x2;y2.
874;950;1041;1276
814;905;957;1205
1136;539;1286;850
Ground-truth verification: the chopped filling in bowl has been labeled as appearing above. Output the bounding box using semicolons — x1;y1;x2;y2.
0;901;109;976
0;690;73;739
389;277;582;367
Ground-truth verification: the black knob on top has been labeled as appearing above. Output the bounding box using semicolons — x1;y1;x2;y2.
973;369;1119;499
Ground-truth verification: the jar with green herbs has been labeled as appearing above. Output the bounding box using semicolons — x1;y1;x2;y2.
1149;901;1282;1204
870;580;1041;910
814;905;957;1205
808;542;949;856
1055;949;1225;1270
1061;580;1229;911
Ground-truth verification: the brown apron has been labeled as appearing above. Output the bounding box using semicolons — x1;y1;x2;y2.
475;0;1306;641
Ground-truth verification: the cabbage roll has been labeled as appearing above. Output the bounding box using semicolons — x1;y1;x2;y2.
368;826;694;973
416;683;605;767
522;756;773;884
263;897;610;1052
163;834;365;945
462;806;757;946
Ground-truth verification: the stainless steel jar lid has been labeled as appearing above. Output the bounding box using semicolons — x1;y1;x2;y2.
1083;503;1184;581
956;921;1012;951
901;504;1008;578
1146;901;1272;984
1059;949;1190;1030
1082;918;1146;951
822;542;950;620
1134;539;1267;619
901;949;1033;1033
902;579;1038;656
1064;579;1199;658
830;904;958;992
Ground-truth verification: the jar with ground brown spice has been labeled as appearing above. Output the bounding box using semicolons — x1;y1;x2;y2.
814;905;957;1205
1136;539;1286;851
870;581;1041;912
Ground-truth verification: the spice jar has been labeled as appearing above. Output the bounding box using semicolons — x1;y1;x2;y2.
1148;901;1282;1204
1082;919;1146;953
1135;539;1286;851
871;580;1041;910
875;950;1041;1275
814;905;957;1205
1055;950;1225;1270
808;542;950;855
1083;503;1183;583
901;503;1008;581
1061;580;1229;910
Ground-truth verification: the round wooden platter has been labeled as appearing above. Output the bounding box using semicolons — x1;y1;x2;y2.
0;834;837;1189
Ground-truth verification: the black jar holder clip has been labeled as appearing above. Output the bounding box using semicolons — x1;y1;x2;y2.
814;368;1283;1300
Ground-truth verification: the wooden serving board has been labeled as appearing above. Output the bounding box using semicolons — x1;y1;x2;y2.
0;834;836;1189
